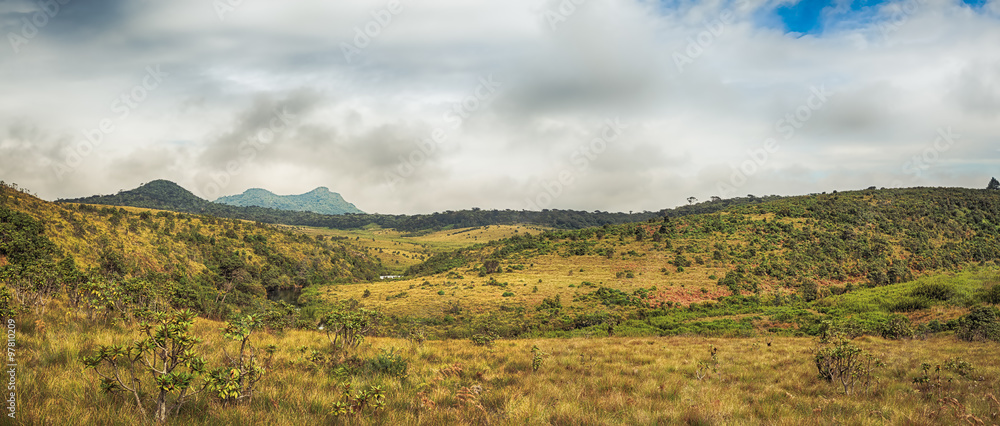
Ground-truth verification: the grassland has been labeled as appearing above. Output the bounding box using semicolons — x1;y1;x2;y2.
13;297;1000;425
5;184;1000;424
291;225;548;273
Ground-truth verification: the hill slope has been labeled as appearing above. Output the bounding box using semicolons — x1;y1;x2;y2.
57;180;784;231
2;182;384;315
215;187;364;215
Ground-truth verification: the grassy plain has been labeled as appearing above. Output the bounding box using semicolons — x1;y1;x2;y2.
14;299;1000;425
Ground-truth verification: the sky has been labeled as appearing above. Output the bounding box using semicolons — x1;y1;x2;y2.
1;0;998;214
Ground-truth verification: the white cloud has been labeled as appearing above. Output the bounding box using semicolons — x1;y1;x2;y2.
0;0;997;213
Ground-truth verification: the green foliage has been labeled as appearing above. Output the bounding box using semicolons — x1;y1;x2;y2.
530;345;546;372
694;346;718;381
471;332;497;347
910;282;957;301
363;347;408;378
329;383;385;418
206;315;274;404
978;282;1000;304
814;335;883;395
319;306;381;353
82;310;208;423
955;306;1000;342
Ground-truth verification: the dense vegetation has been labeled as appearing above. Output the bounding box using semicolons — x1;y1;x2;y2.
1;181;384;321
57;179;785;231
5;181;1000;424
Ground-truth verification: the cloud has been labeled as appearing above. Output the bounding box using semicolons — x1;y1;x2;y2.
0;0;998;213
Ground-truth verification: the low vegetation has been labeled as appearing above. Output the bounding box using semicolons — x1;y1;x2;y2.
3;181;1000;424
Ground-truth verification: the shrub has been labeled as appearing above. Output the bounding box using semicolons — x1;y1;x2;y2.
814;335;883;395
910;282;956;301
889;296;932;312
319;307;381;353
364;347;408;378
205;314;275;405
471;333;497;347
530;345;546;372
878;314;913;339
977;282;1000;304
82;310;208;423
955;306;1000;342
330;384;386;418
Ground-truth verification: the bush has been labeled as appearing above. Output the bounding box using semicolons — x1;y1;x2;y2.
878;314;913;339
814;335;883;395
206;314;275;405
977;282;1000;304
82;310;207;423
910;282;956;301
364;347;408;378
889;296;931;312
955;306;1000;342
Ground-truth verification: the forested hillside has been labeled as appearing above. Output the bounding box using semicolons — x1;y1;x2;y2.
1;181;384;319
57;179;785;231
410;187;1000;291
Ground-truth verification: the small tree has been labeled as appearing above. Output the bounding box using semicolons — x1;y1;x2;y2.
319;307;380;353
987;177;1000;190
82;310;207;423
687;196;698;205
205;314;275;405
814;335;883;395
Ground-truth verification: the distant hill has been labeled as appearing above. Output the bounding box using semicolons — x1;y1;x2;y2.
215;187;364;215
56;179;785;231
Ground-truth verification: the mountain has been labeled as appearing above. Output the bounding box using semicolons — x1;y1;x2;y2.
214;187;364;215
57;180;787;231
1;181;384;313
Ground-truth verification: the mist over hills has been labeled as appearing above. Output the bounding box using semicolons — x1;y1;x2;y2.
214;187;364;215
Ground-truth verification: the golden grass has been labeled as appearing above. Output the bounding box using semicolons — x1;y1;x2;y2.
14;301;1000;425
293;225;548;274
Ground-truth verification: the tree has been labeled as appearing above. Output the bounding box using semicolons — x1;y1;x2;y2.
988;177;1000;190
686;197;697;205
82;310;207;423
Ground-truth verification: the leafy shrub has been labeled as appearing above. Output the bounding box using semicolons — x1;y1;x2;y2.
877;314;913;339
206;314;275;405
814;335;883;395
977;282;1000;304
330;384;385;418
889;296;931;312
364;347;408;378
471;333;497;347
955;306;1000;342
910;282;956;301
501;291;515;297
82;310;208;423
319;307;381;353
